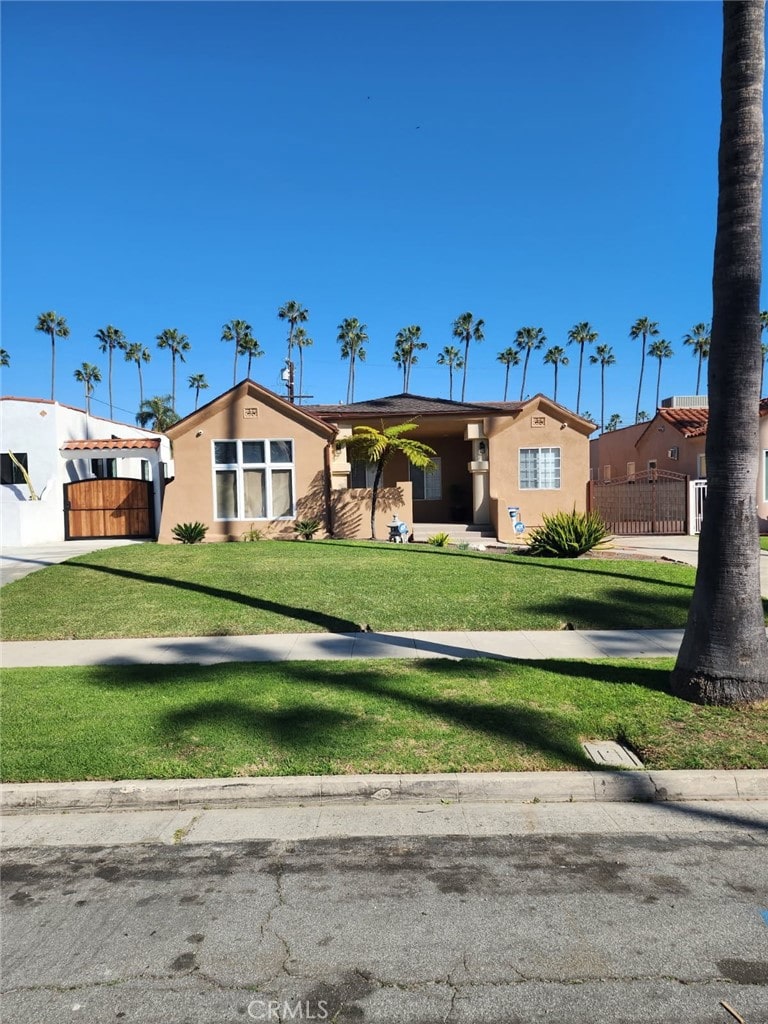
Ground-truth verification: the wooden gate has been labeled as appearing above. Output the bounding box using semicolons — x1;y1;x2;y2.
588;470;688;535
64;479;154;539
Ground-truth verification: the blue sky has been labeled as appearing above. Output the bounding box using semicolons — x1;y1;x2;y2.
1;0;750;427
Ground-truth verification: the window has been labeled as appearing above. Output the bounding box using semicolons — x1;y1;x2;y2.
213;439;295;520
410;457;442;500
1;451;28;485
603;465;612;482
520;448;560;489
697;453;707;479
93;458;117;479
350;460;377;488
626;461;636;480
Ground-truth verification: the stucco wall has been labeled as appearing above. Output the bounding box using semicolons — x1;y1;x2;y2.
588;422;648;481
331;483;413;540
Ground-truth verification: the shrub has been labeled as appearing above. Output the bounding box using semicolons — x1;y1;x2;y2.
427;531;451;548
241;526;265;542
294;517;322;540
171;521;208;544
526;509;608;558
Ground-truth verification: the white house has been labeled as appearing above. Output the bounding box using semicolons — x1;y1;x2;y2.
0;397;174;546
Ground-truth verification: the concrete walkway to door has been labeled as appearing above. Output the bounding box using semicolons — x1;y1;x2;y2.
0;539;146;587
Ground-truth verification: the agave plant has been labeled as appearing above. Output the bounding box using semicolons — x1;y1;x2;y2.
526;509;608;558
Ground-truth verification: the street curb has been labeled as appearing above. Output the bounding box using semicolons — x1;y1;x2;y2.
3;770;767;815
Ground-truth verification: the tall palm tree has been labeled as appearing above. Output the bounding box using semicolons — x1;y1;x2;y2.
124;342;151;408
342;422;436;539
496;347;520;401
188;373;209;410
672;0;768;706
156;328;189;411
683;323;711;395
514;326;546;400
221;320;255;386
566;321;598;415
588;344;615;432
629;316;660;422
278;300;309;365
648;338;673;410
238;334;264;380
437;345;464;400
337;317;368;404
0;348;9;367
136;395;180;432
73;362;102;415
605;413;622;432
393;325;427;392
94;325;127;418
452;312;485;401
35;311;69;400
293;327;312;403
543;345;569;404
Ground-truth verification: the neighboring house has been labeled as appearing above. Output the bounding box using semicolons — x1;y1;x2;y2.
0;397;173;546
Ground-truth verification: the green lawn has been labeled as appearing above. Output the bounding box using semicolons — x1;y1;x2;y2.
761;535;768;552
0;540;707;640
3;657;767;782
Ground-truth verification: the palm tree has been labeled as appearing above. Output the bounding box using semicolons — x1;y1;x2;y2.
73;362;102;415
0;348;9;367
514;326;546;401
588;344;615;432
221;320;255;386
605;413;622;432
35;311;69;400
437;345;464;400
452;312;485;401
238;334;264;380
567;322;598;415
124;342;151;408
637;410;650;422
629;316;660;422
136;395;180;432
94;325;127;418
543;345;569;404
278;300;309;365
293;327;312;403
683;323;711;395
156;328;189;411
188;373;209;411
648;338;673;410
672;0;768;706
496;348;520;401
393;325;427;392
337;317;368;403
342;422;436;539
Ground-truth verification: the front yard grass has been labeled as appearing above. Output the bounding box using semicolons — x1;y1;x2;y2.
0;539;710;640
3;657;767;782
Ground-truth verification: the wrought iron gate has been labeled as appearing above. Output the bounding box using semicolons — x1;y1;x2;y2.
588;470;689;535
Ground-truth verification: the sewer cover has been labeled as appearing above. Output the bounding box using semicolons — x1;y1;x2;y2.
582;741;644;769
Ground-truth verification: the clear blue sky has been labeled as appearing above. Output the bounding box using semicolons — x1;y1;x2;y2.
1;0;754;427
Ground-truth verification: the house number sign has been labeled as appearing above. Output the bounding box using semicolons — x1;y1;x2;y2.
531;415;546;427
243;407;259;419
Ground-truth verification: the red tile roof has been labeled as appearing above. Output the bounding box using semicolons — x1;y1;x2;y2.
656;407;710;437
61;438;161;451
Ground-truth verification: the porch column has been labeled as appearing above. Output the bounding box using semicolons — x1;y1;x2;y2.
467;437;490;524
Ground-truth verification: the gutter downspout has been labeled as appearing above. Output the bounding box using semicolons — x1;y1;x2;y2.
323;441;335;538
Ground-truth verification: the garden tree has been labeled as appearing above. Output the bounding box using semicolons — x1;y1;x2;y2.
95;325;127;419
672;0;768;706
514;326;546;401
543;345;569;404
683;323;712;395
293;327;312;403
0;348;9;367
629;316;660;422
35;311;69;400
73;362;102;415
221;319;255;387
188;373;209;410
648;338;674;410
136;395;180;432
124;342;151;408
393;325;427;392
452;311;485;401
278;300;309;365
337;317;368;403
588;343;616;432
238;333;264;380
342;422;436;540
156;328;189;410
496;347;520;401
437;345;464;400
567;321;598;415
605;413;622;432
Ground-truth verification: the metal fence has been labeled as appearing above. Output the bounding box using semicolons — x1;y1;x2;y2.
588;470;689;535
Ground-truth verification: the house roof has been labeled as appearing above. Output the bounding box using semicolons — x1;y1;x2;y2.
61;438;161;451
304;393;509;417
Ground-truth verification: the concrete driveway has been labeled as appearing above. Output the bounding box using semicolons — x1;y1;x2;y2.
0;539;147;587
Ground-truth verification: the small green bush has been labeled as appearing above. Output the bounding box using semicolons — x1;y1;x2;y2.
294;517;322;540
526;509;608;558
241;526;265;542
427;531;451;548
171;521;208;544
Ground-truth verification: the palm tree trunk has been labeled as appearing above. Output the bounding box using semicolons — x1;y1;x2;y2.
347;359;354;404
449;366;454;400
503;365;509;401
108;350;114;418
655;359;662;409
233;346;238;386
172;355;177;410
50;330;55;401
461;341;469;401
635;338;647;422
696;354;702;395
672;0;768;705
520;351;530;401
370;460;385;540
553;364;558;404
600;366;606;433
195;386;200;411
576;345;584;414
298;349;304;405
137;363;145;408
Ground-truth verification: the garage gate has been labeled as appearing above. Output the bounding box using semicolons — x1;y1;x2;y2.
588;470;689;535
64;478;154;539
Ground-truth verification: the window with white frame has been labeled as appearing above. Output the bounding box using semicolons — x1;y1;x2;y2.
410;457;442;500
213;439;294;520
519;448;560;489
697;453;707;479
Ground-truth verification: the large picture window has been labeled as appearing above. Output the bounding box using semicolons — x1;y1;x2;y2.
410;457;442;500
213;439;295;520
519;447;561;489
